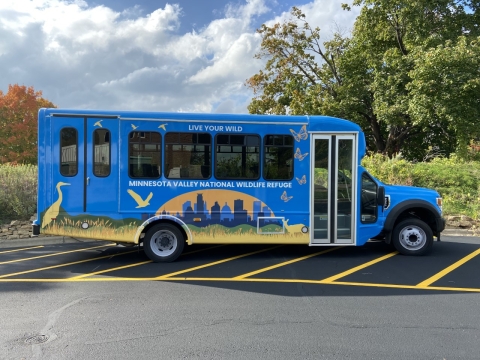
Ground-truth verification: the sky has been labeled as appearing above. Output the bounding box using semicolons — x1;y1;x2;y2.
0;0;360;113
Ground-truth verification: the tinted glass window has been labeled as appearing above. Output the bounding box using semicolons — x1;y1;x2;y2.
93;129;110;177
60;128;78;176
215;134;260;179
361;173;378;223
264;135;294;180
165;132;211;179
129;132;161;178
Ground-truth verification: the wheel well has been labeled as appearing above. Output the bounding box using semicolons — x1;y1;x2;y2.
140;220;188;243
385;207;438;244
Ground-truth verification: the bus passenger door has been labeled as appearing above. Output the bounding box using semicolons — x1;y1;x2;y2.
85;118;119;215
50;116;118;220
51;116;85;217
310;134;356;245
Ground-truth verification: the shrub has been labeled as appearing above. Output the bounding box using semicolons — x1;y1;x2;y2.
363;154;480;220
0;164;37;222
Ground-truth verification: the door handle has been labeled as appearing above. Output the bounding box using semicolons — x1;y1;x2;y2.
86;177;90;185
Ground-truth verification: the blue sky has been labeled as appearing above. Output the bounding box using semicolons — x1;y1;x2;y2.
92;0;296;33
0;0;360;113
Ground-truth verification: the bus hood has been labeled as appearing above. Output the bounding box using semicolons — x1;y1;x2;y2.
382;184;442;213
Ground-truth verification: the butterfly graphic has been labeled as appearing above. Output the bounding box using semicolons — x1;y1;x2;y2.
281;191;293;202
290;125;308;142
294;148;309;161
296;175;306;185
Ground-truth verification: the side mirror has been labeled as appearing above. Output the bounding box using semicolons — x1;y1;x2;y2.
377;186;385;206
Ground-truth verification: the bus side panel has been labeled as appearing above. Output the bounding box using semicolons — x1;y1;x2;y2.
119;120;311;244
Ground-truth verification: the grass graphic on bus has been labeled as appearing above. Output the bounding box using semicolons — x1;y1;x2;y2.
40;211;142;242
40;186;309;243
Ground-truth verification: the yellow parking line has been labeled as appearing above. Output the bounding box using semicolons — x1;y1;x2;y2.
319;251;399;283
0;244;114;265
70;245;227;279
234;247;341;279
70;260;153;279
416;248;480;288
1;276;480;292
0;249;138;279
0;245;44;254
155;245;283;279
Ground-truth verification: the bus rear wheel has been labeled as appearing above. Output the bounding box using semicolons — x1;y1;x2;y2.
392;218;433;256
143;223;185;262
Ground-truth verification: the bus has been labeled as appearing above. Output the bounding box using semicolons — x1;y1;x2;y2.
33;109;445;262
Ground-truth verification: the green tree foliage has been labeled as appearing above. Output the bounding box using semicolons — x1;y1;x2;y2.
0;84;56;164
246;1;480;160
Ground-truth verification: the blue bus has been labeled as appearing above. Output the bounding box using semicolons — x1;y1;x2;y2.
33;109;445;262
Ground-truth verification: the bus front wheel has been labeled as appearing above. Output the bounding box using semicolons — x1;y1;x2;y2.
392;218;433;256
143;223;185;262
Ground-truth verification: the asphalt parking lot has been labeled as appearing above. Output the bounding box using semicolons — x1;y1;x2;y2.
2;235;480;360
1;235;480;292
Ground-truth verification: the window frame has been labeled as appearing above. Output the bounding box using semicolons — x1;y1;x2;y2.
214;133;261;180
92;128;111;177
263;134;294;181
164;132;212;180
59;127;78;177
360;172;378;224
128;131;162;179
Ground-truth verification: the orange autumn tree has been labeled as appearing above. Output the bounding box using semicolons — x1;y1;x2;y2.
0;84;56;164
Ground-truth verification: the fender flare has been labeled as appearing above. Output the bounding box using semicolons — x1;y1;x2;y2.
384;200;444;243
134;215;193;245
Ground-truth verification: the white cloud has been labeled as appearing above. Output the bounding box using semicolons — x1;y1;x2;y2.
0;0;359;113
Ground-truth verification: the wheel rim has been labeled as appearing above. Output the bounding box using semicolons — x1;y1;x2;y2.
149;229;177;257
398;225;426;251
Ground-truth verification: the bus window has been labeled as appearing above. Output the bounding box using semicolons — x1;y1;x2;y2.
129;131;161;178
165;132;211;179
361;172;378;223
215;134;260;179
263;135;294;180
60;128;78;176
93;129;110;177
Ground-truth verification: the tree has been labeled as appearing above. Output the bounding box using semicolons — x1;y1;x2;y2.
246;1;480;160
0;85;56;164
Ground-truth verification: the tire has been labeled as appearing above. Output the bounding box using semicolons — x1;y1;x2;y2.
143;223;185;262
392;218;433;256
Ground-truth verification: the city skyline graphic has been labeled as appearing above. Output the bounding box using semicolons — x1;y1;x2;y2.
155;189;278;228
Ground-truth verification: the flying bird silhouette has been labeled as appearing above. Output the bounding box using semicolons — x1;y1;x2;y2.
131;124;138;130
94;120;103;127
127;189;153;208
158;124;167;131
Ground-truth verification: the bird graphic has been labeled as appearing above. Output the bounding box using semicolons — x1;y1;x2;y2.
94;120;103;127
294;148;309;161
296;175;307;185
290;125;308;142
41;182;70;228
127;189;153;208
280;191;293;202
158;124;167;131
131;124;138;130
